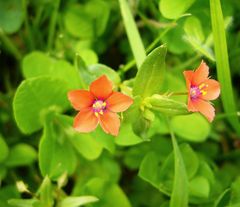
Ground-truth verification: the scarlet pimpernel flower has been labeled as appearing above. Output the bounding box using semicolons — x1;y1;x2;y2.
183;61;220;122
68;75;133;136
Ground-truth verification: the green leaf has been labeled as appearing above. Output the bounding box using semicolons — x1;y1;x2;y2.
76;49;98;65
13;77;69;134
0;0;23;34
59;196;99;207
115;122;143;146
171;113;210;142
37;176;54;207
159;0;196;19
214;189;231;207
0;135;9;163
118;0;146;69
64;4;94;38
229;177;240;205
170;136;188;207
85;0;110;36
5;144;37;167
133;45;167;98
22;51;81;89
210;0;240;134
84;178;132;207
8;199;40;207
39;113;77;180
189;176;210;198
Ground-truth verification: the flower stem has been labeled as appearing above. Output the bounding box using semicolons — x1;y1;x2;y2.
170;92;188;96
47;0;61;51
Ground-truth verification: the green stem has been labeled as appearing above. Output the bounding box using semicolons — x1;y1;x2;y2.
22;0;35;50
0;28;22;60
47;0;61;51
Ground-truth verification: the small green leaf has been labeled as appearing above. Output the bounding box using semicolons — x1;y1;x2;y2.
22;51;81;89
0;135;9;163
8;199;40;207
214;189;231;207
171;113;210;142
85;0;110;36
64;4;94;38
133;45;167;98
159;0;196;19
0;0;23;34
170;136;188;207
5;144;37;167
37;176;54;207
13;77;69;134
229;177;240;205
189;176;210;198
39;113;77;180
59;196;99;207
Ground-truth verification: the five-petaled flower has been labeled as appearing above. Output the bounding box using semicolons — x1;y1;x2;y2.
183;61;220;122
68;75;133;136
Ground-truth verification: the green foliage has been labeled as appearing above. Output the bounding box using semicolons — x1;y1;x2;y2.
159;0;196;19
133;45;166;98
13;77;69;134
0;0;23;34
1;0;240;206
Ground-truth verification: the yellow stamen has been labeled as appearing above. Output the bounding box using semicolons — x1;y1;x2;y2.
94;112;99;117
99;110;103;115
200;90;207;96
199;83;205;89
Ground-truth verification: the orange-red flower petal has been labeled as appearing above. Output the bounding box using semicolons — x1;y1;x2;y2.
90;75;113;100
183;70;194;90
99;111;120;136
107;92;133;112
68;90;95;110
192;61;209;85
73;108;98;132
190;99;215;122
200;79;220;101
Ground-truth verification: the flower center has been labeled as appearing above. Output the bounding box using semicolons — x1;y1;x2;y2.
92;100;107;117
190;83;208;99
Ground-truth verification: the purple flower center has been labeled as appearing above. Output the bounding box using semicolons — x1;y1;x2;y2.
92;100;107;116
190;83;208;99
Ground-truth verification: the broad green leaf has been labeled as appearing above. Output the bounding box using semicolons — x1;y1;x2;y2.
5;144;37;167
88;64;121;86
8;199;40;207
189;176;210;198
0;135;9;163
171;113;210;142
170;136;188;207
210;0;240;134
133;45;167;98
59;196;99;207
0;0;23;34
77;49;98;65
0;165;7;180
115;122;143;146
64;4;94;38
159;0;195;19
22;51;81;89
84;178;132;207
13;77;69;134
39;113;77;180
118;0;146;68
85;0;110;36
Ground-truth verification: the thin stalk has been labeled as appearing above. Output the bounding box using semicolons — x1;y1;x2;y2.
22;0;35;50
47;0;61;51
0;28;22;60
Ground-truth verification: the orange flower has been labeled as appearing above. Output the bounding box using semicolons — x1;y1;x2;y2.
183;61;220;122
68;75;133;136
